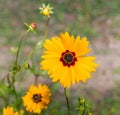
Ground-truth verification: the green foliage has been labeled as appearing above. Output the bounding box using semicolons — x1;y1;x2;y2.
76;97;92;115
1;0;120;44
113;67;120;74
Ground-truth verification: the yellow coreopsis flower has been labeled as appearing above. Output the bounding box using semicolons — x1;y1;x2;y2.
22;84;51;114
3;107;18;115
40;32;98;87
39;4;53;17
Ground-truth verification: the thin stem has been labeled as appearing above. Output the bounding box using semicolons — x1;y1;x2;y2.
64;88;71;115
7;74;10;84
34;74;39;85
12;84;19;110
9;29;30;110
82;102;85;115
15;29;30;65
26;44;37;61
44;17;50;38
7;74;19;110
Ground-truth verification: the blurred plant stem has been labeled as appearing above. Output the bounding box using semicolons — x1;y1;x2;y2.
64;88;71;115
34;74;39;85
7;74;19;110
32;17;50;85
44;17;50;38
5;29;30;110
15;29;30;65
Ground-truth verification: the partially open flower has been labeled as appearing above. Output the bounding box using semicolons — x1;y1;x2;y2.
39;4;53;17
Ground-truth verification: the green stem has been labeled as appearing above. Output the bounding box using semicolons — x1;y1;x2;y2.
12;74;15;84
64;88;71;115
7;74;10;84
82;103;85;115
26;44;37;61
15;29;30;65
7;74;19;110
10;29;30;110
34;74;39;85
44;17;50;38
12;84;19;110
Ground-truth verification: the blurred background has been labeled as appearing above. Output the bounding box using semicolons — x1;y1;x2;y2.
0;0;120;114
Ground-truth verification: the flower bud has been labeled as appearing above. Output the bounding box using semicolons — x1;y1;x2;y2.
30;22;37;30
39;4;53;17
24;63;30;69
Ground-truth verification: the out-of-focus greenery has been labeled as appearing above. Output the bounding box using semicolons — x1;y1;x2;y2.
1;0;120;45
113;67;120;74
94;83;120;115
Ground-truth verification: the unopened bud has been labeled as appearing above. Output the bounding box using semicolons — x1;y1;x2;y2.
30;22;37;30
79;97;85;104
89;112;92;115
24;63;30;69
12;64;21;74
19;109;24;115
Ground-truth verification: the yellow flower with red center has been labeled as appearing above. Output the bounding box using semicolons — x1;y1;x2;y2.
3;107;18;115
40;32;98;87
22;84;51;114
39;4;53;17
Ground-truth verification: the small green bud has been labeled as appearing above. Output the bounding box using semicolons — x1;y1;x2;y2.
79;97;85;104
76;97;92;115
89;112;92;115
12;64;21;74
24;63;30;69
19;109;24;115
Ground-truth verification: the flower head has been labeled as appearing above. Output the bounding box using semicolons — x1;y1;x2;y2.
40;32;98;87
22;84;51;114
39;4;53;17
3;107;18;115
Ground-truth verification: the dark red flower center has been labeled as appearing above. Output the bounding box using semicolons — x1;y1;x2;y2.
33;94;42;103
60;50;77;67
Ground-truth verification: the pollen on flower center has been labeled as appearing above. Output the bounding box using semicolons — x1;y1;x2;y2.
43;8;48;12
42;8;49;15
60;50;77;67
33;94;42;103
